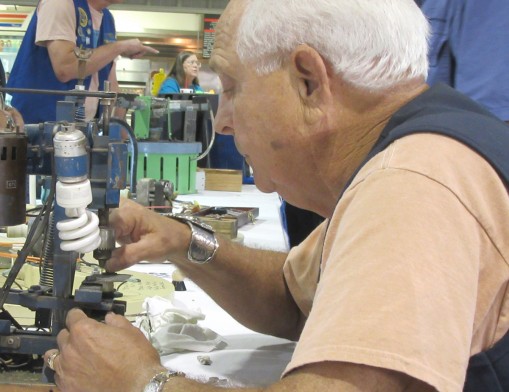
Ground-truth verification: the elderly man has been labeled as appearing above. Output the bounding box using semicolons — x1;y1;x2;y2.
43;0;509;391
7;0;158;124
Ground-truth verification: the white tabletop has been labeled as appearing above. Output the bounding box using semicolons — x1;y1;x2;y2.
176;185;289;252
129;186;294;387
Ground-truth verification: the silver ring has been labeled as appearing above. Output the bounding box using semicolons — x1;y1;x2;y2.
47;350;60;371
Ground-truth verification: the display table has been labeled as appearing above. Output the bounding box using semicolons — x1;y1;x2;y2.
130;263;296;388
0;185;293;390
128;185;295;387
176;184;289;252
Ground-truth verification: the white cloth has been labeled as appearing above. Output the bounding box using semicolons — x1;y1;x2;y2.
135;296;226;355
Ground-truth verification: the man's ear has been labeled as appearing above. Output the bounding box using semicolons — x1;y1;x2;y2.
290;44;332;108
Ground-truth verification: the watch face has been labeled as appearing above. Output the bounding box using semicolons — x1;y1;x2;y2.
143;371;183;392
168;215;218;264
188;224;217;263
143;382;160;392
188;226;216;263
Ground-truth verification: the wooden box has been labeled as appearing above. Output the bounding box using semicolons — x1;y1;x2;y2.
202;169;243;192
193;207;259;239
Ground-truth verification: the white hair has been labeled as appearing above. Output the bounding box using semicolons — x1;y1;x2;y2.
236;0;430;90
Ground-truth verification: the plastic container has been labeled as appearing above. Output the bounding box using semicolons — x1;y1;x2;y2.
151;68;166;96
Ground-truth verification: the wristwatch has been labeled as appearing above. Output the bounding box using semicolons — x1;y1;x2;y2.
143;370;186;392
170;215;219;264
143;370;183;392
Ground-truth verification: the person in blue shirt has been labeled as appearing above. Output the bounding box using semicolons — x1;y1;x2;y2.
158;51;204;95
7;0;158;124
418;0;509;122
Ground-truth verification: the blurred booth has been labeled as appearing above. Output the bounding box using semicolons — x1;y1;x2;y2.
131;93;248;194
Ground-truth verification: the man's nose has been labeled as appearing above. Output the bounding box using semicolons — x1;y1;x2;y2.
214;97;234;135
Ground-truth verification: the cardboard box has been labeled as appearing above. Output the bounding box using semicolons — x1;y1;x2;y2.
203;169;242;192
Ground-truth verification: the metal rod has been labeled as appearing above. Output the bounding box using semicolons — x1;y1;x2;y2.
0;87;117;99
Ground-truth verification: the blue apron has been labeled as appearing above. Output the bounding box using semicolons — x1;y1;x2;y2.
7;0;116;123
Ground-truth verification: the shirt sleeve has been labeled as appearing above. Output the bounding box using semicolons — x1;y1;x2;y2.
36;0;76;45
284;130;509;392
283;221;327;317
285;165;481;392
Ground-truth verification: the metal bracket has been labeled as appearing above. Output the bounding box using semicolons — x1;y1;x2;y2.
0;335;21;349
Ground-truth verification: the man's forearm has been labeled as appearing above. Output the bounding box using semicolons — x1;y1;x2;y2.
48;40;154;83
171;237;303;340
81;39;157;79
83;42;126;78
157;361;430;392
47;40;119;82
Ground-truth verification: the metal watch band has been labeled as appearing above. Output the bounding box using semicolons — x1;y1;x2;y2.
167;215;218;264
142;370;184;392
184;220;218;264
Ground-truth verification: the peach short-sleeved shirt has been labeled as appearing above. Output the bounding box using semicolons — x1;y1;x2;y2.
283;133;509;392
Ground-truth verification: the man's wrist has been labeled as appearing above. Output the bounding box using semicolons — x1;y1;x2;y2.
142;369;184;392
168;215;219;264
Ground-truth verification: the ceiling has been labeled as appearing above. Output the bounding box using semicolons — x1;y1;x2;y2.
5;0;229;14
2;1;229;59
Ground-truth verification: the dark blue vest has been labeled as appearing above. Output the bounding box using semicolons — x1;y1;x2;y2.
7;0;116;123
363;83;509;391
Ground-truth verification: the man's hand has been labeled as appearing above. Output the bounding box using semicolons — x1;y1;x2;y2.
106;198;191;272
44;309;165;392
117;39;159;59
47;39;159;83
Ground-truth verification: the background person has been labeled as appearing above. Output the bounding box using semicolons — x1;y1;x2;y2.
418;0;509;122
7;0;158;124
0;60;23;131
281;201;324;247
157;50;204;95
42;1;509;391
